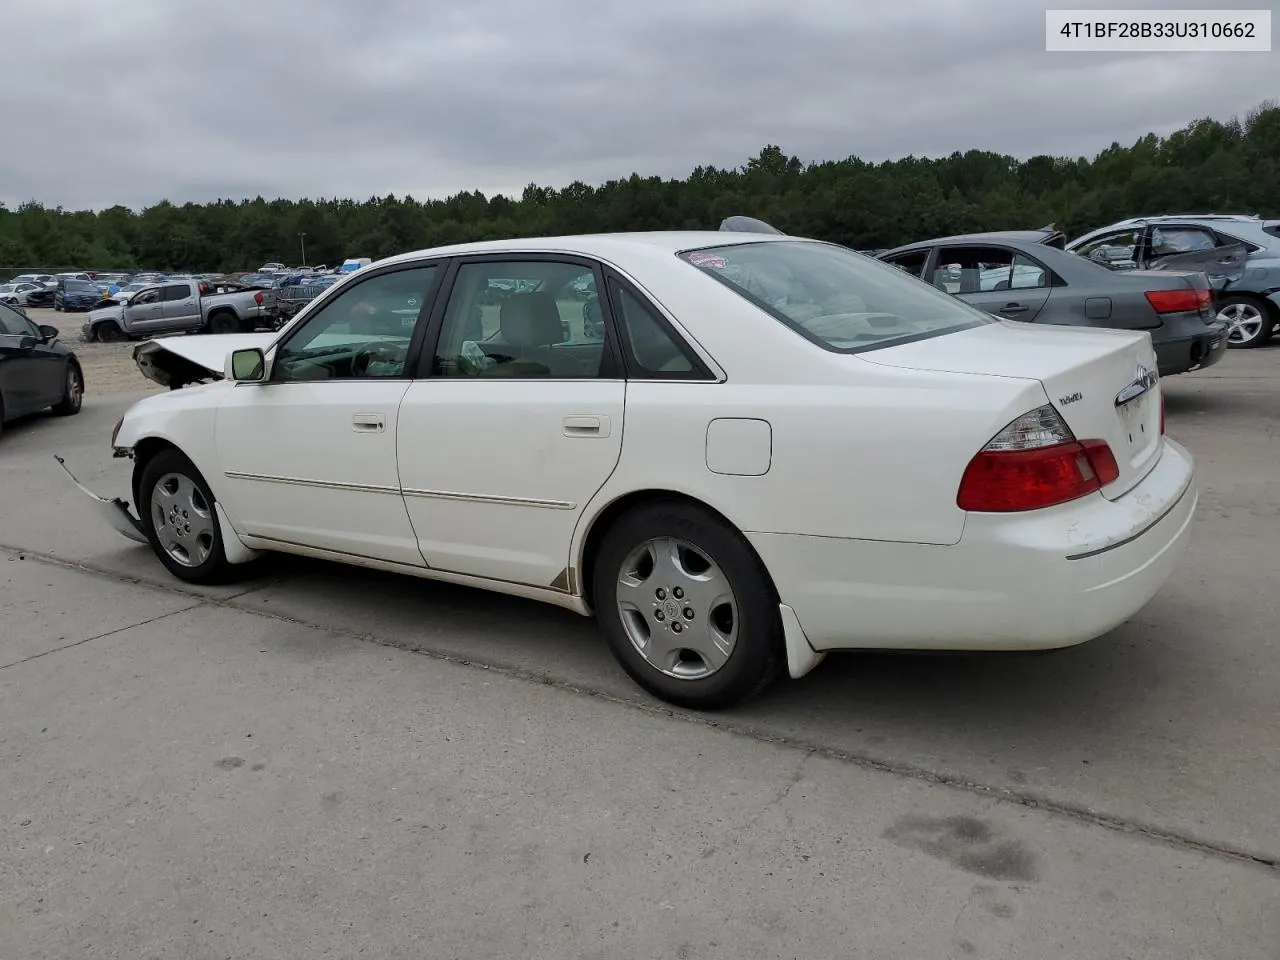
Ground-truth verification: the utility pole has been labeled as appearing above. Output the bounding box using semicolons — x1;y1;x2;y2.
298;232;307;266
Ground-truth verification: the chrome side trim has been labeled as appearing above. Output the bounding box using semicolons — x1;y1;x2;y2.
222;471;575;510
401;487;576;510
223;471;401;496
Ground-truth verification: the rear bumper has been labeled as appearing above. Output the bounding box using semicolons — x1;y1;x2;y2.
1154;319;1229;375
748;438;1196;652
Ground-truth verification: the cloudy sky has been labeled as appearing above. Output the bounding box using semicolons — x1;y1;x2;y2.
3;0;1276;210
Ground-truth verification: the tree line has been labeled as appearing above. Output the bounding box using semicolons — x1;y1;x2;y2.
2;102;1277;276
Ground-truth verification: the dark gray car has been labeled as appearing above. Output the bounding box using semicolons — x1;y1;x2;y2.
1066;214;1279;349
877;229;1230;376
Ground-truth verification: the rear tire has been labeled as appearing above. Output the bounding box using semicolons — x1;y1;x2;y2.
592;500;783;710
138;449;232;584
208;312;241;335
51;363;83;416
1221;295;1274;349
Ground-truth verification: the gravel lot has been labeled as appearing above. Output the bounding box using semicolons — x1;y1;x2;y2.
30;307;166;397
1;327;1277;958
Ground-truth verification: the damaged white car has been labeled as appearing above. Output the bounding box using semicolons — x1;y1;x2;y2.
60;230;1196;710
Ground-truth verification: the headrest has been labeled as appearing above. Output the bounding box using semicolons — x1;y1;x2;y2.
500;292;565;346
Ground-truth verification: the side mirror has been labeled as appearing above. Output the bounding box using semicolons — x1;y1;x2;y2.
226;347;266;382
39;324;58;342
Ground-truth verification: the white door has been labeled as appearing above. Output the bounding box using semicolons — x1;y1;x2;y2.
396;257;624;589
214;262;443;565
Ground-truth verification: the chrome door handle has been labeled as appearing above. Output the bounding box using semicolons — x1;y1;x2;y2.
563;415;609;438
352;413;385;433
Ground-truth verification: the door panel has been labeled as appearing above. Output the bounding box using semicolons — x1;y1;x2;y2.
211;261;444;563
398;254;626;588
396;379;624;586
215;380;422;563
161;284;201;330
0;336;41;415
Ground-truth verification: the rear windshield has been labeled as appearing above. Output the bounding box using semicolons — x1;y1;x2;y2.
679;240;993;353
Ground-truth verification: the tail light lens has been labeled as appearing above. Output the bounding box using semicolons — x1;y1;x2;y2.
957;405;1120;512
254;291;264;304
1145;289;1211;314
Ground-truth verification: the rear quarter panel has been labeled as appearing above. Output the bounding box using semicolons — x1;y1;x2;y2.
582;367;1047;551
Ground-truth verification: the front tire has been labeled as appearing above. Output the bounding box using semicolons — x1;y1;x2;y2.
96;321;126;343
592;500;783;710
1221;295;1274;349
51;363;83;416
138;449;231;584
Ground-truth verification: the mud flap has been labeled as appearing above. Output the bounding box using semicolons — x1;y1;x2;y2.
53;455;148;544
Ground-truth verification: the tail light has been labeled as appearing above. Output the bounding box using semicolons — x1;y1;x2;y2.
254;291;264;305
957;405;1120;512
1145;289;1211;314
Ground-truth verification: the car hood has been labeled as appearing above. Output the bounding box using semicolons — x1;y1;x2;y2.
133;333;276;387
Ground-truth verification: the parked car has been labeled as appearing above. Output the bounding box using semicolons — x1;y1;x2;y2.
108;280;157;304
1066;214;1280;348
877;228;1229;376
81;279;278;342
0;300;83;436
0;281;49;307
9;273;57;288
54;278;105;312
61;231;1194;710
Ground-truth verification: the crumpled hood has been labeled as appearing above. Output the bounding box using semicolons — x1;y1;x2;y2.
133;333;276;388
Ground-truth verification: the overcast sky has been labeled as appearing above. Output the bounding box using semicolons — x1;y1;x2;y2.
3;0;1276;210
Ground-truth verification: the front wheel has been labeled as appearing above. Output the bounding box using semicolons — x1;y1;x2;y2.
592;500;783;710
1221;295;1274;349
138;449;231;584
51;363;83;416
96;321;126;343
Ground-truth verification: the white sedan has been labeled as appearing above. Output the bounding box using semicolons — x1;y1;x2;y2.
62;231;1196;709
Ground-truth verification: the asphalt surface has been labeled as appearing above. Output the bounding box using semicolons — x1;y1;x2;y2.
2;347;1278;958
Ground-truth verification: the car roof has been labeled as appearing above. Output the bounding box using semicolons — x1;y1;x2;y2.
375;230;794;268
879;229;1064;256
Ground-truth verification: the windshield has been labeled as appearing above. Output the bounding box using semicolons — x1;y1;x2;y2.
680;240;994;353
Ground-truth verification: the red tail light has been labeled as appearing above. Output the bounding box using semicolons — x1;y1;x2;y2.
254;291;264;304
1145;289;1210;314
957;405;1120;512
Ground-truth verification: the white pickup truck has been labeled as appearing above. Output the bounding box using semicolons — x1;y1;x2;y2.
81;279;278;342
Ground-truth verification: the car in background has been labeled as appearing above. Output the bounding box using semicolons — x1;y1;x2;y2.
0;300;83;436
878;228;1229;376
10;273;57;288
64;230;1194;710
0;281;51;307
338;257;372;274
108;280;156;304
1067;214;1280;348
54;278;106;312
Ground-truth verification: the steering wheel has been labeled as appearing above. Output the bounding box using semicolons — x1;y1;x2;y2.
351;342;407;377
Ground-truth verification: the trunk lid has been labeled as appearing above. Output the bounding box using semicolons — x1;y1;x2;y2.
860;321;1163;500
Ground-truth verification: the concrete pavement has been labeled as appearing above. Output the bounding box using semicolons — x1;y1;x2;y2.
2;349;1279;957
